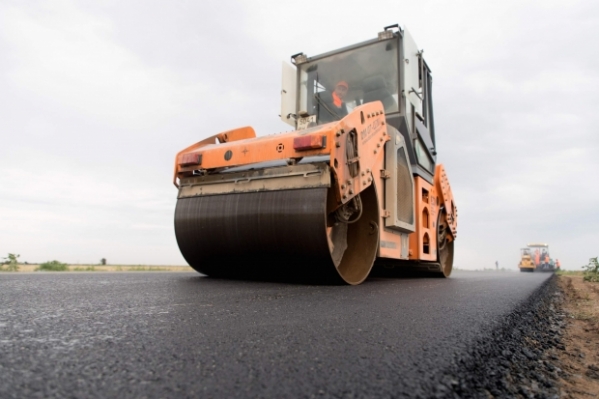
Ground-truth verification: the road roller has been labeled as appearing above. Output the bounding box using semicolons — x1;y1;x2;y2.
528;243;557;272
518;247;536;272
173;25;458;284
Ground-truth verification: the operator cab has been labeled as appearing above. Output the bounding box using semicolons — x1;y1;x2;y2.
297;40;400;123
281;25;438;183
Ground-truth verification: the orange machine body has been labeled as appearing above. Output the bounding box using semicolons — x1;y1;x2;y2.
173;26;458;283
174;102;457;263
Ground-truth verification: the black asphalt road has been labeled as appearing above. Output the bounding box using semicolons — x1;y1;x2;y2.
0;271;552;398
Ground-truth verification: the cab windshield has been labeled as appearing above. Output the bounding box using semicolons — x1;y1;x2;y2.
298;40;399;125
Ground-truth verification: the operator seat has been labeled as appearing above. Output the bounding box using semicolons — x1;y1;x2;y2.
362;76;397;112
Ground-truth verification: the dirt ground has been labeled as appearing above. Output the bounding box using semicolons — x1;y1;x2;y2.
557;275;599;398
5;264;193;272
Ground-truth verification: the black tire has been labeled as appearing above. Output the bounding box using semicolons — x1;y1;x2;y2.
435;207;454;278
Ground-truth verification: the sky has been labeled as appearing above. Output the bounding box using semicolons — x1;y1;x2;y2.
1;0;598;270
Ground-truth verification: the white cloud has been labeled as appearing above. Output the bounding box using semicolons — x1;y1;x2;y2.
0;2;204;130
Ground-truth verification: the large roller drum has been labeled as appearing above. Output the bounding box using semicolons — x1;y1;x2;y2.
175;178;380;285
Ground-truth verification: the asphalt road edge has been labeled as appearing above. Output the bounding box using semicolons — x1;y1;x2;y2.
428;275;564;398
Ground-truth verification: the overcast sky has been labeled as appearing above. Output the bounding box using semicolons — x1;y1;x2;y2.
1;0;597;270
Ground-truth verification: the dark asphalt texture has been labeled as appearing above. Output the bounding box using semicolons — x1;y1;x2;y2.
0;271;553;398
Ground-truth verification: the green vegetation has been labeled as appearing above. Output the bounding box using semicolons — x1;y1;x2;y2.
556;270;583;276
72;266;97;272
1;258;189;273
1;253;20;272
583;256;599;282
37;260;69;272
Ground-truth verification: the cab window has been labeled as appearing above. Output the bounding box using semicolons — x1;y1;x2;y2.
298;40;399;125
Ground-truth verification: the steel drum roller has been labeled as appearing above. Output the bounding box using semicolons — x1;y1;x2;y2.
175;188;342;281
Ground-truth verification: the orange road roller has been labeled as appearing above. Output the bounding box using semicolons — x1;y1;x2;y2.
173;25;458;284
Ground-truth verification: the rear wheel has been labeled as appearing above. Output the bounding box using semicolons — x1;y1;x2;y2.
331;183;380;285
435;207;454;278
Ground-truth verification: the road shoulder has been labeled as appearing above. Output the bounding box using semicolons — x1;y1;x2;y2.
427;274;563;397
556;275;599;398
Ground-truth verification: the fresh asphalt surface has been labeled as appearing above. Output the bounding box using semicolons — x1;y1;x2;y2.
0;271;552;398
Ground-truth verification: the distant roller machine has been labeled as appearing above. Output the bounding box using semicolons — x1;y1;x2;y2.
519;243;558;272
518;247;535;273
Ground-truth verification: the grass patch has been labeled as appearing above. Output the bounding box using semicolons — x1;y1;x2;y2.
37;260;69;272
6;263;192;273
556;270;584;276
571;311;596;321
583;257;599;282
1;253;20;272
72;266;97;272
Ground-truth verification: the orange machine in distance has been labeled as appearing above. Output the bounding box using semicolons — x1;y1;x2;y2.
519;243;559;273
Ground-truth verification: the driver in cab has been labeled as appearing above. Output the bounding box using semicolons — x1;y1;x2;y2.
317;81;349;123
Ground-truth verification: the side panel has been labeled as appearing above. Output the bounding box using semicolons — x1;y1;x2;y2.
280;62;297;127
373;164;408;260
376;126;414;260
384;130;415;232
408;176;439;261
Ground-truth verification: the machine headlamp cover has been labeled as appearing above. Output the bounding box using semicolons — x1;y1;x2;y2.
179;153;202;166
293;135;327;151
